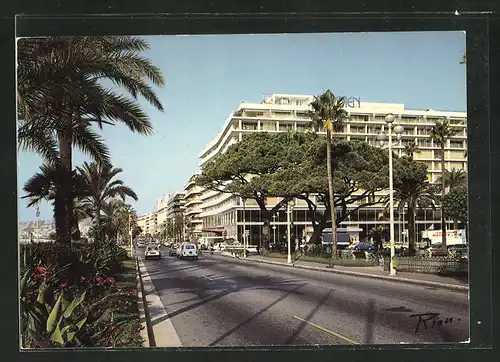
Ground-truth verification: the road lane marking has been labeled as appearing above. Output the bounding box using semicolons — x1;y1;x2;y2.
293;316;360;345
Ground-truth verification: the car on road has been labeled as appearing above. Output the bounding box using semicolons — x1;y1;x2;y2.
168;246;178;256
448;244;468;259
144;245;161;260
177;243;199;260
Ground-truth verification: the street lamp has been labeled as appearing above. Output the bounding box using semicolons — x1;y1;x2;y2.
35;205;40;243
272;214;277;245
377;113;404;276
242;196;247;257
286;199;295;264
128;211;133;256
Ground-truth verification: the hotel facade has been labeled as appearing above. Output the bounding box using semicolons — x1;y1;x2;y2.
196;93;467;246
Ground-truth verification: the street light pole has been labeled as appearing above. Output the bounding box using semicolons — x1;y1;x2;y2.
35;205;40;243
242;196;246;257
128;211;132;255
377;113;403;276
286;199;295;264
272;214;277;244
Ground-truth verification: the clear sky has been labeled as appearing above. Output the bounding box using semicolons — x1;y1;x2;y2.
17;31;466;222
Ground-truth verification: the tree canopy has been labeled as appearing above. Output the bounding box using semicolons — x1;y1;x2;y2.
197;131;391;245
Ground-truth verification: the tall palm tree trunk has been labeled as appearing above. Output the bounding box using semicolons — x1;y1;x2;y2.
326;130;337;258
58;129;73;244
95;203;102;242
440;144;447;252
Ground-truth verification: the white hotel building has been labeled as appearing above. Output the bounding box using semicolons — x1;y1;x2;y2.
197;93;467;246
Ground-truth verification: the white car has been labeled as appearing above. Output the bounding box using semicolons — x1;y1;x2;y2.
144;245;161;260
177;243;199;260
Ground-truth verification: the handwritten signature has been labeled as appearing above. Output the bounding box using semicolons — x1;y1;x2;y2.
409;313;462;333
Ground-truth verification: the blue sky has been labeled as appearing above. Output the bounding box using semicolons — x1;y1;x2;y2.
18;31;466;222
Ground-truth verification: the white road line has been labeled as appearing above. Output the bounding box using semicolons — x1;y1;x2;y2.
139;259;183;347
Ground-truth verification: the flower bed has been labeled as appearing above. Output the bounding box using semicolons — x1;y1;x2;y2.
20;241;143;348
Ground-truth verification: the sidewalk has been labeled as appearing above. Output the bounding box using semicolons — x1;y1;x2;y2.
222;253;469;292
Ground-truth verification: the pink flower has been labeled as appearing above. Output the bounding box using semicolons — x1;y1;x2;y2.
60;282;68;289
35;266;46;273
127;289;137;295
104;277;115;286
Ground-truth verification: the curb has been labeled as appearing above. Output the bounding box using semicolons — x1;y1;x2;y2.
217;253;469;292
135;259;150;347
137;258;183;347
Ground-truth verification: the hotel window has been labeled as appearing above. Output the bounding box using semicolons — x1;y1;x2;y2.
400;117;414;123
417;127;432;136
273;111;292;118
351;115;369;122
367;126;381;134
419;139;433;147
242;122;257;130
350;126;365;134
450;140;464;149
279;123;294;131
450;118;465;125
296;124;310;132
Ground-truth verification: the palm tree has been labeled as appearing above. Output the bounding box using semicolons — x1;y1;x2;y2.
308;90;348;258
101;199;130;243
404;141;421;161
436;169;467;229
436;168;468;191
17;36;164;244
23;163;89;240
367;226;388;250
77;161;138;242
392;157;437;256
430;119;460;253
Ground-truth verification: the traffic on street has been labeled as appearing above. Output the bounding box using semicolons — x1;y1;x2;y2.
137;245;469;347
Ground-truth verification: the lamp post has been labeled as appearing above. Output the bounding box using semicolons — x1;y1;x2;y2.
128;211;133;256
286;199;295;264
35;205;40;243
377;113;404;276
272;214;277;244
242;196;247;257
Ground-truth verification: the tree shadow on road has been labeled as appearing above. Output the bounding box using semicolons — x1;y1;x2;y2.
207;283;307;346
284;289;332;344
149;275;307;328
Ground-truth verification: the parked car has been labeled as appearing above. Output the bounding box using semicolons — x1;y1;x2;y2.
144;245;161;260
423;244;448;258
448;244;468;259
177;243;199;260
168;246;178;256
349;242;377;252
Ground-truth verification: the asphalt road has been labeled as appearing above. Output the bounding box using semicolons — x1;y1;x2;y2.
139;248;469;347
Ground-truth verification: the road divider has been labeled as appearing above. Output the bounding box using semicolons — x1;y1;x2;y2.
293;316;360;345
137;258;183;347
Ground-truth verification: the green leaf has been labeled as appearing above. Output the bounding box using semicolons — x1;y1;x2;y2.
62;291;86;318
27;313;36;330
76;315;88;330
20;269;31;294
37;282;47;305
46;293;62;334
60;324;71;336
49;324;64;345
